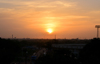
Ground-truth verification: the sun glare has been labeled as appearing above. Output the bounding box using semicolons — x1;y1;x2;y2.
47;29;53;34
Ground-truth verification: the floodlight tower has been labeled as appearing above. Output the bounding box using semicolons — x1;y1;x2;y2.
95;25;100;38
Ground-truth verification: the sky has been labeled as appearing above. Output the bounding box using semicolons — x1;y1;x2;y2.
0;0;100;39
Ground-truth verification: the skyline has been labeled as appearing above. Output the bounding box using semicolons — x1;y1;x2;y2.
0;0;100;39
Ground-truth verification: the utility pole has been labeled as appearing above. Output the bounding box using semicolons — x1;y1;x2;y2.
95;25;100;38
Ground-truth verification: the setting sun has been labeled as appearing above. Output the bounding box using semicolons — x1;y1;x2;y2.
47;29;53;34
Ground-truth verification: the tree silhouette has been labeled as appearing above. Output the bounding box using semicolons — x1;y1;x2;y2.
79;38;100;64
0;38;21;64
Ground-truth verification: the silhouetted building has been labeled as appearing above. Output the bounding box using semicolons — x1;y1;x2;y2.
52;44;86;57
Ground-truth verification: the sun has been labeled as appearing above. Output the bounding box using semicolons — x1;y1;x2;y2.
47;29;53;34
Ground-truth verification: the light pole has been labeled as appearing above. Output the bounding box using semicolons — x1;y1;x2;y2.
95;25;100;38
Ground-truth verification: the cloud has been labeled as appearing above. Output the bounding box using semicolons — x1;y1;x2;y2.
60;16;90;19
90;11;100;14
0;0;76;9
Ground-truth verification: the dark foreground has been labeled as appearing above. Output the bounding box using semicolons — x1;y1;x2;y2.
0;38;100;64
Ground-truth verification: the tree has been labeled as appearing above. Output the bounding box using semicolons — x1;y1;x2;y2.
79;38;100;64
0;38;21;64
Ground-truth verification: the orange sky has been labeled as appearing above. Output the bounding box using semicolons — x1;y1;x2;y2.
0;0;100;39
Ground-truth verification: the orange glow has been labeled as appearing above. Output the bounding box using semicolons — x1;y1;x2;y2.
47;29;53;34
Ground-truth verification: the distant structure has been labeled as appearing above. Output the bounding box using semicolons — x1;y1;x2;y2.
52;44;86;57
14;37;16;39
55;35;56;39
12;34;13;39
95;25;100;38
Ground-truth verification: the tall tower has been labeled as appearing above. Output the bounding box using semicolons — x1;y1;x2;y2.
12;34;13;39
95;25;100;38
